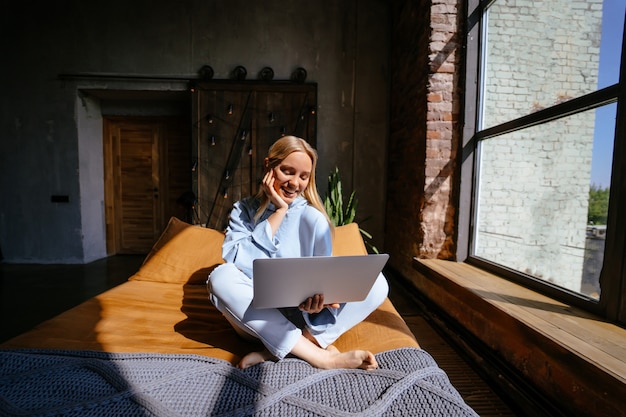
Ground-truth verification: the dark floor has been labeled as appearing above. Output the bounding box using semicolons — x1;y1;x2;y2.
0;256;518;416
0;255;145;343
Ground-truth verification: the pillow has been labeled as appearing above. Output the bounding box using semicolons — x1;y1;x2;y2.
130;217;225;285
131;218;367;285
332;222;367;256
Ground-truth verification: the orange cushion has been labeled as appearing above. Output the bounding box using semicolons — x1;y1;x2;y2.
331;222;368;256
130;217;225;284
132;217;367;285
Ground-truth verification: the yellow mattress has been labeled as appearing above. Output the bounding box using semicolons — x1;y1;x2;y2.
1;218;419;365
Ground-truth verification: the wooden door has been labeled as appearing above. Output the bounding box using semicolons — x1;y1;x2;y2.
192;83;317;231
104;117;190;254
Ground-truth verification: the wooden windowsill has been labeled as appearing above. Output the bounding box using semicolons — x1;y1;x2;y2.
412;258;626;416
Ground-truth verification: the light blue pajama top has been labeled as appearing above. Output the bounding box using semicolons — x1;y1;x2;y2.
222;195;339;328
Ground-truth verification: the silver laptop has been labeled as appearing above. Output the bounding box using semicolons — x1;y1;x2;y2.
252;254;389;309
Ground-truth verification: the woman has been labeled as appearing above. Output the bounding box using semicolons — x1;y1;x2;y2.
208;135;388;370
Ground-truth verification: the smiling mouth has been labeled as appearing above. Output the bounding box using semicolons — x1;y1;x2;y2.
281;187;298;198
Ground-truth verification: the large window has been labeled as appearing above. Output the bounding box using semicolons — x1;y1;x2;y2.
461;0;626;323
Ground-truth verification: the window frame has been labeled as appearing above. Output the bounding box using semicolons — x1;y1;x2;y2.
458;0;626;323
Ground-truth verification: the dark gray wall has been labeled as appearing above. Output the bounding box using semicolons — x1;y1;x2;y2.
0;0;389;263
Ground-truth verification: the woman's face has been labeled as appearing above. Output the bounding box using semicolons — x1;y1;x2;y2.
271;151;312;205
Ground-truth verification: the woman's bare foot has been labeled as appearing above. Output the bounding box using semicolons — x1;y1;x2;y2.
292;336;378;370
237;349;275;369
237;339;378;371
326;349;378;370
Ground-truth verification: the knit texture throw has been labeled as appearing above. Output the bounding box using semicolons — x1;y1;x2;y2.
0;347;478;416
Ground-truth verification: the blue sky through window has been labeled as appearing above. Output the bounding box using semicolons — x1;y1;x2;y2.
591;0;625;188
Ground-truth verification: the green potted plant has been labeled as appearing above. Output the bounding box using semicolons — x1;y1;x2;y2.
324;167;378;253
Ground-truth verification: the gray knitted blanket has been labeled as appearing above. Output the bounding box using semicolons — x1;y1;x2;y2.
0;347;478;417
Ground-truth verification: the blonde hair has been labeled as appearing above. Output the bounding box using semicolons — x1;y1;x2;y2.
254;136;331;226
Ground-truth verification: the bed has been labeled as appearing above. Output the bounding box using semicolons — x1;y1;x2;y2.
0;217;478;416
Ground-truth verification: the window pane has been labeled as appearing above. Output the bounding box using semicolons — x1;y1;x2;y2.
584;103;615;298
481;0;621;129
473;105;615;300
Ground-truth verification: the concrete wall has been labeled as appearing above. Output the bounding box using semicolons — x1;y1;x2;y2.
0;0;389;263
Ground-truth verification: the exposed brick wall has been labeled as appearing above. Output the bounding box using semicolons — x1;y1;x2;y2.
387;0;464;276
423;0;462;260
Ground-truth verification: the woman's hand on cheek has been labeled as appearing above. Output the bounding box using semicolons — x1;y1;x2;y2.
263;169;288;211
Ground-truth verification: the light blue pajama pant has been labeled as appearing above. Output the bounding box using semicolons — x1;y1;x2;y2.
207;262;389;360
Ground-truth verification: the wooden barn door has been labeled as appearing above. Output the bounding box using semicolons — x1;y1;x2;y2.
192;82;317;231
104;117;190;254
